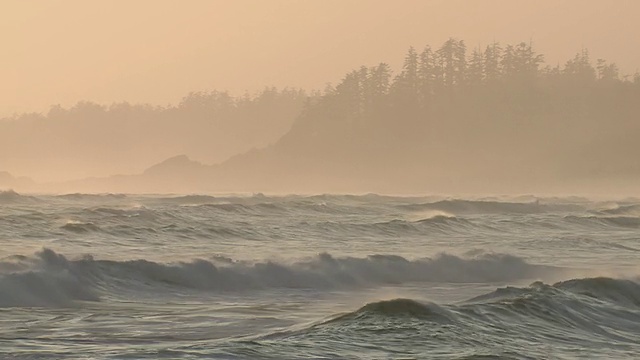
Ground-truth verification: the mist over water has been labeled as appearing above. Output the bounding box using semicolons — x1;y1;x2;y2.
2;1;640;358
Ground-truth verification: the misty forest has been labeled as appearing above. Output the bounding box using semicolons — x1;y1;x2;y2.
2;39;639;193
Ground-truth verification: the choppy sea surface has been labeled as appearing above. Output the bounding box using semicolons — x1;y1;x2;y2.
0;190;639;359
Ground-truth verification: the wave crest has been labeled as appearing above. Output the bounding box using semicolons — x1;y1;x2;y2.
349;298;452;321
0;189;38;203
0;249;99;307
401;199;583;215
0;249;557;307
564;215;640;228
554;277;640;307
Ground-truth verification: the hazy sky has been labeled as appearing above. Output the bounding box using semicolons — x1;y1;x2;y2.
2;0;639;117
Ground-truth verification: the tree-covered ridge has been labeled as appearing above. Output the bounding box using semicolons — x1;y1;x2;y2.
0;87;309;180
275;39;640;191
2;38;639;193
321;39;636;116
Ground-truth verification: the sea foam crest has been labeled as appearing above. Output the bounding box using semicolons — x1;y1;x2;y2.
0;249;98;307
0;189;38;203
0;249;556;307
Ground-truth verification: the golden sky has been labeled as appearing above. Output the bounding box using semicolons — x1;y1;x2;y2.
2;0;639;116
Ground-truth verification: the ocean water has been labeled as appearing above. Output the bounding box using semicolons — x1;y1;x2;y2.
1;190;639;359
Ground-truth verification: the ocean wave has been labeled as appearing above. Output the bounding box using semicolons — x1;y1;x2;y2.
56;193;127;200
269;277;640;355
0;189;38;203
598;204;640;217
187;198;375;216
373;214;461;227
101;251;553;288
0;249;557;307
158;194;218;204
464;277;640;313
331;298;453;323
82;206;166;223
312;215;473;237
60;221;102;233
564;215;640;228
0;249;99;307
194;203;255;213
554;277;640;307
401;199;584;215
413;214;468;227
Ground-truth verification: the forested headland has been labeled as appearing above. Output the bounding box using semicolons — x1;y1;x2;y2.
231;39;640;193
2;39;639;194
0;88;307;181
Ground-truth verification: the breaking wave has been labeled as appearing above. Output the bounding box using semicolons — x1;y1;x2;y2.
0;250;99;307
599;204;640;217
61;221;102;233
0;189;38;203
0;249;557;307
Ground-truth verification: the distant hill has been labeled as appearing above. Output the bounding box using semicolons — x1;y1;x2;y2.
0;171;35;191
0;88;308;182
48;155;215;194
143;154;207;177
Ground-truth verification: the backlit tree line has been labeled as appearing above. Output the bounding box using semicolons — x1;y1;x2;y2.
284;39;640;179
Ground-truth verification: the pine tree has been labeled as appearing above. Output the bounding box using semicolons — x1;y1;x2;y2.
467;47;485;86
596;59;619;81
484;42;502;82
418;46;436;103
563;49;596;83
